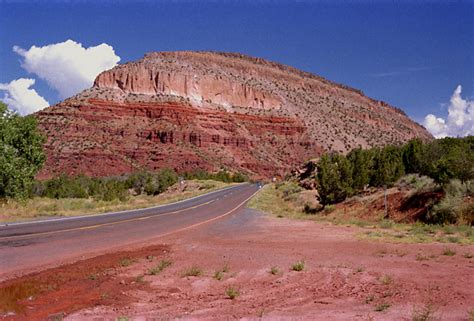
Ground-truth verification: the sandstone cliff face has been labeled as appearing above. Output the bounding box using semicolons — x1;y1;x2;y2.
36;51;432;179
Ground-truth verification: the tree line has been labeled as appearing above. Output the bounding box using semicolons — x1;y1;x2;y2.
316;136;473;206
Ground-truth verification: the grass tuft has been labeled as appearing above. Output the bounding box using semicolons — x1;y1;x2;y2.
379;274;393;285
442;248;456;256
226;286;240;299
119;258;134;267
148;259;172;275
411;303;440;321
270;266;280;275
213;271;224;281
181;265;202;277
375;302;391;312
291;260;305;272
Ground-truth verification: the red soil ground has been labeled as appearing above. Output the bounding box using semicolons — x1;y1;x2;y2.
1;208;473;321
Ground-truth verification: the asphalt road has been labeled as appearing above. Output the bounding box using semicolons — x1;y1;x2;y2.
0;183;259;280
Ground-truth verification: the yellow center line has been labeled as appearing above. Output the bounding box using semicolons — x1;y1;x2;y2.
0;199;216;241
153;188;261;239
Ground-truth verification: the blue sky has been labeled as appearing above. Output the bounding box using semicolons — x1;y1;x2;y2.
0;0;472;135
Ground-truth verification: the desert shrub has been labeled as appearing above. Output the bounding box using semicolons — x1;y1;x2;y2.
397;174;436;194
426;193;460;224
142;168;178;196
277;182;303;201
43;175;90;199
184;169;248;183
444;179;468;198
36;169;177;201
458;202;474;225
94;179;129;202
310;136;472;212
303;203;321;214
125;171;150;195
425;178;474;224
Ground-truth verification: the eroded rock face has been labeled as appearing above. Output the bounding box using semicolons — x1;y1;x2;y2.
36;51;432;179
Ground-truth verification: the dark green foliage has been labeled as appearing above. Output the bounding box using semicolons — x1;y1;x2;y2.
184;169;248;183
314;136;473;207
33;174;128;201
33;168;179;201
316;154;353;206
0;103;46;200
347;147;373;190
402;139;424;174
420;137;473;184
370;146;405;187
144;168;178;196
125;169;177;196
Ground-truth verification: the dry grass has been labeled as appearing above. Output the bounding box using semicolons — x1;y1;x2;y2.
249;184;474;245
0;180;237;223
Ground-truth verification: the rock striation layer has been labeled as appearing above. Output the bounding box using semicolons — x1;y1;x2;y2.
36;51;432;178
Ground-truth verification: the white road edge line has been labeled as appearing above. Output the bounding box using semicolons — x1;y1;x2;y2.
155;187;261;239
0;183;246;227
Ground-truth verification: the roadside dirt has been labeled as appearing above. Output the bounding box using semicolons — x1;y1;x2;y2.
340;188;444;223
0;245;170;321
1;209;473;321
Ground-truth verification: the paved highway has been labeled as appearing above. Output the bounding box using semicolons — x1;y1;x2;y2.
0;183;259;280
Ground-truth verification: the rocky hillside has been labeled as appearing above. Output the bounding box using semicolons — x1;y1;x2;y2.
36;51;432;179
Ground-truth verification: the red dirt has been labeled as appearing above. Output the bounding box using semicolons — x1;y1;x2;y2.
1;209;473;320
340;188;444;223
0;245;170;321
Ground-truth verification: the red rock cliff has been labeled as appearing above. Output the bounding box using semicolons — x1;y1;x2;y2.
36;51;432;179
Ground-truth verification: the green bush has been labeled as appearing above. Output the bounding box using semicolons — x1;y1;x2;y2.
425;178;474;224
426;194;460;224
311;136;473;212
316;154;353;206
184;169;248;183
277;182;302;201
0;102;46;200
33;168;178;201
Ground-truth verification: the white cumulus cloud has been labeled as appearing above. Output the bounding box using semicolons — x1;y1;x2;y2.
424;85;473;138
0;78;49;115
13;39;120;98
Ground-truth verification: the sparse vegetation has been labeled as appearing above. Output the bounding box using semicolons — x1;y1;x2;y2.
365;294;375;304
1;179;235;222
183;169;248;183
225;286;240;299
135;275;145;283
291;260;305;271
213;271;224;281
88;274;98;280
119;258;135;267
411;303;440;321
379;274;393;285
270;266;280;275
442;248;456;256
313;137;473;225
181;265;203;277
375;302;391;312
148;259;172;275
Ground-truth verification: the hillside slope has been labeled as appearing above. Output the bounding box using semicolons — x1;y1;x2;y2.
36;51;432;178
